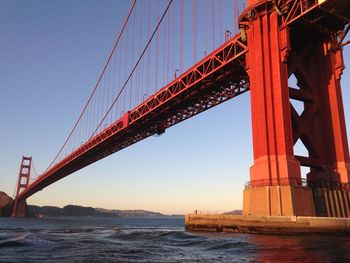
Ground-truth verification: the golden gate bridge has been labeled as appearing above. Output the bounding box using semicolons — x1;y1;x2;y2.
13;0;350;220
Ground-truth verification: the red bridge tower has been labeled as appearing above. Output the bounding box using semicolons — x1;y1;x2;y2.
12;156;32;217
241;0;350;217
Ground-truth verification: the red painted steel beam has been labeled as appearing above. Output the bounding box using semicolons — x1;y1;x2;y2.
240;0;349;29
17;34;249;203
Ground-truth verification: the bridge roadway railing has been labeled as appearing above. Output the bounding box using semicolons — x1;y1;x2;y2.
191;210;235;215
17;33;249;202
245;178;350;191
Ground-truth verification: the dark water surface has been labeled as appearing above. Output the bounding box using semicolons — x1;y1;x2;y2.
0;217;349;262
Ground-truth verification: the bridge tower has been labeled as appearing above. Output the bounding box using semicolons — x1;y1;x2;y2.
241;0;350;217
12;156;32;217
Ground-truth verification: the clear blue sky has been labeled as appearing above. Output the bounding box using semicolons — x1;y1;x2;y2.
0;0;349;214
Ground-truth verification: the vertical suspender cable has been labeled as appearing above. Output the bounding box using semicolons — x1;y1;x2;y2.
123;24;129;112
172;2;175;78
166;6;170;84
180;0;184;72
212;0;215;50
219;0;223;43
146;0;151;97
192;0;197;64
130;10;136;109
138;1;143;104
155;0;160;91
234;0;238;34
117;35;123;117
163;6;167;86
205;0;208;55
112;44;117;122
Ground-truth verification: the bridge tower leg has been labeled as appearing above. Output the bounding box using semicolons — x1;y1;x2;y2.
242;0;350;217
12;156;32;217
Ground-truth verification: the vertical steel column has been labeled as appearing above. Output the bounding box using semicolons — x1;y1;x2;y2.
246;8;301;187
242;0;313;216
324;47;350;183
288;40;350;185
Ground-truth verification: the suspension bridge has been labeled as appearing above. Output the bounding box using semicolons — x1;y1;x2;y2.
13;0;350;220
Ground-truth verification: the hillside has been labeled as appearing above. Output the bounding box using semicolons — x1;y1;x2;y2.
27;205;165;218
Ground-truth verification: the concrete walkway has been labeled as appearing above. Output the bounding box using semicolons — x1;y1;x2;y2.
185;214;350;234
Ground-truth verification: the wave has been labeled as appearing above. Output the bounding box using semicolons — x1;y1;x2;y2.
0;240;27;248
108;230;150;241
0;233;55;248
208;241;251;250
49;226;121;236
103;227;207;250
0;234;29;248
160;230;200;240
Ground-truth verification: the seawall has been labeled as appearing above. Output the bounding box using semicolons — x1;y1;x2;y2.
185;214;350;234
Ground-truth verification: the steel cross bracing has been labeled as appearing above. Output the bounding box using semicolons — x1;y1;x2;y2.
240;0;350;31
17;34;249;203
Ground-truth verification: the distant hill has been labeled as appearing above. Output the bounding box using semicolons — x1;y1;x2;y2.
0;191;13;217
95;208;163;217
27;205;165;218
0;190;181;218
27;205;98;217
0;190;172;218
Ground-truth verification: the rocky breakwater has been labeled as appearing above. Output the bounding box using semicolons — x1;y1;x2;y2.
0;191;13;217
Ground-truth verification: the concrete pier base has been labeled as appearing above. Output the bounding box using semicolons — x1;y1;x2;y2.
243;185;316;216
243;185;350;217
185;214;350;235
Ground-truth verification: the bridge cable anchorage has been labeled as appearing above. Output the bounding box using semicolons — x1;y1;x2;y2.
44;0;137;173
90;0;174;139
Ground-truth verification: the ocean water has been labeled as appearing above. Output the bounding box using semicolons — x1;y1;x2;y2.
0;217;349;262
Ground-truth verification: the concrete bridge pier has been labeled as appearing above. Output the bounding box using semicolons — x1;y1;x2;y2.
12;201;27;218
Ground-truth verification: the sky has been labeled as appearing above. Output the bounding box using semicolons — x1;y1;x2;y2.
0;0;349;215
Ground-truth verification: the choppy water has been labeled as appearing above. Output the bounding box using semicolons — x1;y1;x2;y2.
0;217;349;262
